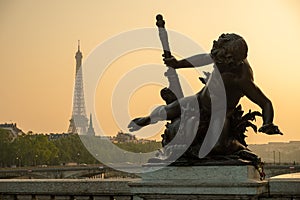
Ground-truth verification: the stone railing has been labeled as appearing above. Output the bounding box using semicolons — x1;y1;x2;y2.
1;171;300;200
0;179;135;200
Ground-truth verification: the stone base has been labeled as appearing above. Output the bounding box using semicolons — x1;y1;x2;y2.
129;165;268;200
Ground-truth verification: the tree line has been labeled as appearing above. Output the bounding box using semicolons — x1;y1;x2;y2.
0;129;161;168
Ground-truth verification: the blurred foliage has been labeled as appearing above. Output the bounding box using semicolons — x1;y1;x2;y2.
115;141;161;153
0;129;161;167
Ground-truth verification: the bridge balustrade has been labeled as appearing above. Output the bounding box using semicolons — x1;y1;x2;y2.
0;179;135;200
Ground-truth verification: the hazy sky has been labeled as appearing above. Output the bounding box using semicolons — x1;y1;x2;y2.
1;0;300;144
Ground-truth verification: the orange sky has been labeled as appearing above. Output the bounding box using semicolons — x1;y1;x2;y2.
1;0;300;144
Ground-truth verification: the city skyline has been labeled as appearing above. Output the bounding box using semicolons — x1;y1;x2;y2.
1;1;300;144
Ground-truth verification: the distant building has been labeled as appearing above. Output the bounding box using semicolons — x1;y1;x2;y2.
113;131;137;143
0;123;24;138
47;133;71;141
249;141;300;164
137;138;154;144
289;141;300;144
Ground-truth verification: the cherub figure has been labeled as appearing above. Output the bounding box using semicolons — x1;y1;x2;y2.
128;33;282;162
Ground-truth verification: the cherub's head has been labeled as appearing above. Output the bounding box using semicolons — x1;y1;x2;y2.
210;33;248;66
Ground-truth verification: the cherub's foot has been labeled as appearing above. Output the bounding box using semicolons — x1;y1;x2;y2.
258;123;283;135
128;117;151;132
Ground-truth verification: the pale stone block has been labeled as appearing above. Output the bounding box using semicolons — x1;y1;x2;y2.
140;165;261;182
269;172;300;196
130;165;268;199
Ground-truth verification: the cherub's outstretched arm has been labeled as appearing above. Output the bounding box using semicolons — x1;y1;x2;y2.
241;78;282;135
128;100;181;132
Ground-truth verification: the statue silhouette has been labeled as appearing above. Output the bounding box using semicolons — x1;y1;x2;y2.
128;15;282;179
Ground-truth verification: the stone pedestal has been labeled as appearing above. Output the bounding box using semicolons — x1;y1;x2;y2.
129;165;268;200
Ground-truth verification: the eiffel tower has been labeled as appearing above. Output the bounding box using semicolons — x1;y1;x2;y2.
68;41;88;134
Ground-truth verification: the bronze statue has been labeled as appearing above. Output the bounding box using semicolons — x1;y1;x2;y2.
128;15;282;178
